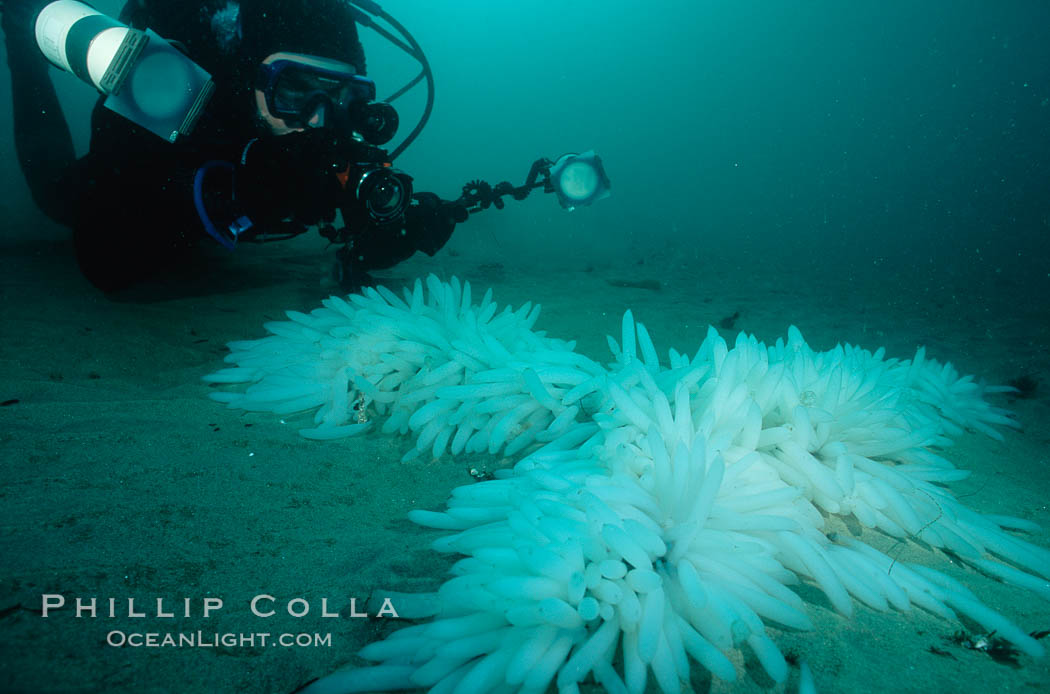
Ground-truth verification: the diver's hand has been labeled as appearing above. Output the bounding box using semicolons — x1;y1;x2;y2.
406;192;468;256
236;130;361;225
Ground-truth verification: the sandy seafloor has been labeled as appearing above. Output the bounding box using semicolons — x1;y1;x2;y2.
1;233;1048;694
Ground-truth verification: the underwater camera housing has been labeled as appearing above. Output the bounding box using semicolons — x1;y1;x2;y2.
34;0;214;143
338;160;414;229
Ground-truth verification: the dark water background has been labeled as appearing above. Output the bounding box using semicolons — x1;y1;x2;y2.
1;0;1047;281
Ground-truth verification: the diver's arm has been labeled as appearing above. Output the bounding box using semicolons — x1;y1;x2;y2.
66;102;234;290
69;126;362;289
2;0;77;224
70;151;203;290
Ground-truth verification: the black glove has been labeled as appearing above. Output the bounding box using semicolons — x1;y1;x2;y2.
406;192;467;256
235;129;362;226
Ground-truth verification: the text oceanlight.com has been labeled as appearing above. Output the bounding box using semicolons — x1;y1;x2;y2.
106;631;332;648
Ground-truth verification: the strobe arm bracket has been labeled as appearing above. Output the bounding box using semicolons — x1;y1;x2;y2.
455;157;554;214
452;151;610;218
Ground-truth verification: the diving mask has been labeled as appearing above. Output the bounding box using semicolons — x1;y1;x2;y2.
255;52;376;129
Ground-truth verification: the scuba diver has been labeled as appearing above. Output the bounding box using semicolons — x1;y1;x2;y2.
1;0;611;291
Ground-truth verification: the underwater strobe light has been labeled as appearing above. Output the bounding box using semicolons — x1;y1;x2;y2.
34;0;215;143
548;151;612;211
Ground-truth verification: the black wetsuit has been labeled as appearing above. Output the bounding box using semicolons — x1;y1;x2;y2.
2;0;456;290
